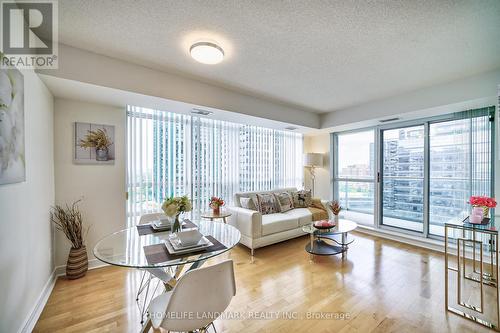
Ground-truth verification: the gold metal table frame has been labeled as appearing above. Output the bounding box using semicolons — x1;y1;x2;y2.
445;219;499;331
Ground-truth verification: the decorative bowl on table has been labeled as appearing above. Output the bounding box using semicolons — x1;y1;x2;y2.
175;229;204;246
156;216;171;226
151;217;172;231
313;220;335;229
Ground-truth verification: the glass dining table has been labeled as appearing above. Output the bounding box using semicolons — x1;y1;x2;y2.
93;220;241;332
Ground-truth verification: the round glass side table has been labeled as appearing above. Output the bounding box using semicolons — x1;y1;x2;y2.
200;210;232;224
302;219;357;260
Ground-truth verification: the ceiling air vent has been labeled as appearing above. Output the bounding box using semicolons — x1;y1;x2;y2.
191;108;213;116
379;117;400;123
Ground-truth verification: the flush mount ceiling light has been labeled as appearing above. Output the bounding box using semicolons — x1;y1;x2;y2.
190;42;224;64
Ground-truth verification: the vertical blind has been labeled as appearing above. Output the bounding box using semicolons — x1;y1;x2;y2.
126;105;303;226
428;107;494;232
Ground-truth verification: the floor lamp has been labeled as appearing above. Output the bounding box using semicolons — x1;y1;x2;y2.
304;153;323;196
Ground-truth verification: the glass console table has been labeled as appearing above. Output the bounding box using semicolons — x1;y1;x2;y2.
445;217;499;331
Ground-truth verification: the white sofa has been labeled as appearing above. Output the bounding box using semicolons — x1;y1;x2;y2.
227;187;332;255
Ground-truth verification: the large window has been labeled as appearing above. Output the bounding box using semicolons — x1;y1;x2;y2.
428;114;493;236
334;130;375;225
126;106;303;226
381;125;425;232
333;107;495;238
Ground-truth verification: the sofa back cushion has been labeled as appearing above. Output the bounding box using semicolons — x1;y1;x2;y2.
273;192;294;212
256;193;278;215
239;197;257;210
233;188;297;207
292;190;312;208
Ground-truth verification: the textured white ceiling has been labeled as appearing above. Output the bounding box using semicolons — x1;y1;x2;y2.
58;0;500;113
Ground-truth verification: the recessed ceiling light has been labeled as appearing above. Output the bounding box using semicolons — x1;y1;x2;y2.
285;126;298;131
190;42;224;64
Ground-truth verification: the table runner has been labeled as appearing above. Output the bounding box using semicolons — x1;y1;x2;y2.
136;219;198;236
143;236;227;264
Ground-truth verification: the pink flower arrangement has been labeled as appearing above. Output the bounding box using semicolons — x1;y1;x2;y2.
469;196;497;208
209;196;225;209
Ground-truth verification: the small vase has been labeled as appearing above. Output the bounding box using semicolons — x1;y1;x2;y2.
172;214;182;233
470;214;483;224
473;205;490;218
66;246;88;280
213;207;220;215
334;214;339;224
482;206;490;218
472;206;484;218
96;148;109;161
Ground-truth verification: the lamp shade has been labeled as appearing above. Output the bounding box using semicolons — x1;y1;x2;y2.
304;153;323;167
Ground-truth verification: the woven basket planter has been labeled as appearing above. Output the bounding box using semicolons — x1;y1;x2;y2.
66;246;88;279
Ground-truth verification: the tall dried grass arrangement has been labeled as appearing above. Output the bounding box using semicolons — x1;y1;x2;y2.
79;128;113;150
50;200;88;248
330;200;342;216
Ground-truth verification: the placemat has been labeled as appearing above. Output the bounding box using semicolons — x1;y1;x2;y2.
143;236;227;264
136;219;197;236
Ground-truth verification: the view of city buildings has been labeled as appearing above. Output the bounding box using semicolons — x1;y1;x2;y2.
337;113;492;235
126;109;303;222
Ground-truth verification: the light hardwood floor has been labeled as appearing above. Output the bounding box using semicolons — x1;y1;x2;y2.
34;232;495;333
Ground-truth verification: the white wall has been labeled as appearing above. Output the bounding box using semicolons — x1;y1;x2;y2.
0;71;54;333
38;44;320;129
53;99;126;267
303;134;331;200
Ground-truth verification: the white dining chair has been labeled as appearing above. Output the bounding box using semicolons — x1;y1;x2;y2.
136;212;174;323
149;259;236;332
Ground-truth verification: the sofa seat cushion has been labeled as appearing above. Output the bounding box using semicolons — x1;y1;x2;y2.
281;208;313;226
261;214;299;236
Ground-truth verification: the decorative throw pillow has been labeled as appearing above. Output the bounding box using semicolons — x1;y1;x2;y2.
309;197;325;211
292;190;312;208
240;197;257;211
256;193;278;215
273;192;294;212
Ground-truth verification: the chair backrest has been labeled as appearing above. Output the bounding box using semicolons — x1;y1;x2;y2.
138;212;165;225
161;259;236;331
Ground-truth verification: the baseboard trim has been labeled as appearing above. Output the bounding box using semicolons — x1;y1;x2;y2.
20;259;109;333
19;269;56;333
54;258;109;277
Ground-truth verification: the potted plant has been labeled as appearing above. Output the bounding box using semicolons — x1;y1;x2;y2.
161;195;192;233
469;195;497;218
50;200;89;279
79;128;113;161
209;196;225;215
330;200;342;223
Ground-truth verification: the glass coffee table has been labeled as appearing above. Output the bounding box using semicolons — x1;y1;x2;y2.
302;219;357;260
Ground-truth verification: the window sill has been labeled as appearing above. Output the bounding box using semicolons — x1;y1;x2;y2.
354;224;445;253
